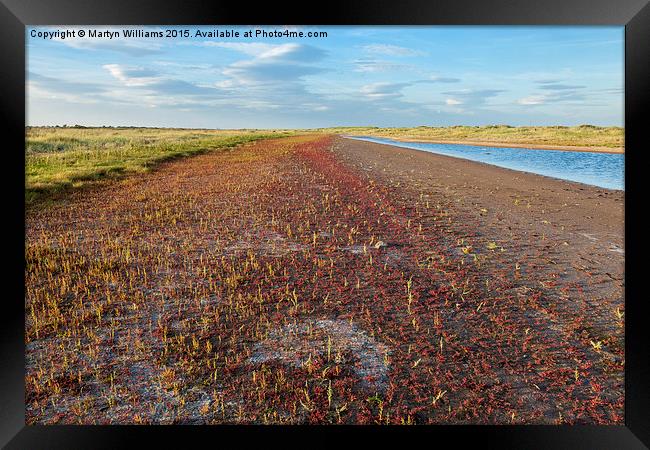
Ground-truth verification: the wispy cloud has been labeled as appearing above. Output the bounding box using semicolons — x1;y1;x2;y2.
429;75;461;83
216;43;327;89
353;59;410;73
517;80;589;105
28;72;106;104
360;82;411;100
536;81;586;91
199;42;279;57
363;43;424;57
360;77;463;103
29;72;105;94
441;89;505;106
517;95;547;105
102;64;222;100
103;64;161;86
46;27;164;55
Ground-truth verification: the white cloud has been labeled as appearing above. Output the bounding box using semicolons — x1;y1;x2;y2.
200;42;278;57
46;27;164;55
441;89;505;105
241;100;282;110
27;72;105;104
215;43;326;89
353;59;409;73
360;82;411;100
517;95;547;105
27;80;99;104
103;64;161;86
363;44;424;57
429;75;461;83
257;43;304;60
446;98;462;105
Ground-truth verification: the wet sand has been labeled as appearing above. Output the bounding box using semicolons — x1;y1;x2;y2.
335;135;624;343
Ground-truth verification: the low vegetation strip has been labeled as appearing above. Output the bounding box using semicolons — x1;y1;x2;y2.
25;127;293;204
315;125;624;150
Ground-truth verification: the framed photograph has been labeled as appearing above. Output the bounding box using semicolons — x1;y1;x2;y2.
2;0;648;447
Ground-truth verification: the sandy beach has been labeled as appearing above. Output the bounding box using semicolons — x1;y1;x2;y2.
335;135;624;337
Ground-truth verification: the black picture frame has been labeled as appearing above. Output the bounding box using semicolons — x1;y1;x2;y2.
2;0;648;448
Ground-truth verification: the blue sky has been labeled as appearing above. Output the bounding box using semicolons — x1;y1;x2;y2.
27;26;624;128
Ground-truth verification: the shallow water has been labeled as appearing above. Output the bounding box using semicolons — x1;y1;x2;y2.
346;136;624;191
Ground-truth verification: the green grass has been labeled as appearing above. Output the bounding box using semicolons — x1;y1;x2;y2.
26;127;293;204
312;125;624;149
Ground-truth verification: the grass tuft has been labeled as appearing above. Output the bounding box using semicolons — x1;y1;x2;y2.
310;125;624;149
25;127;294;205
